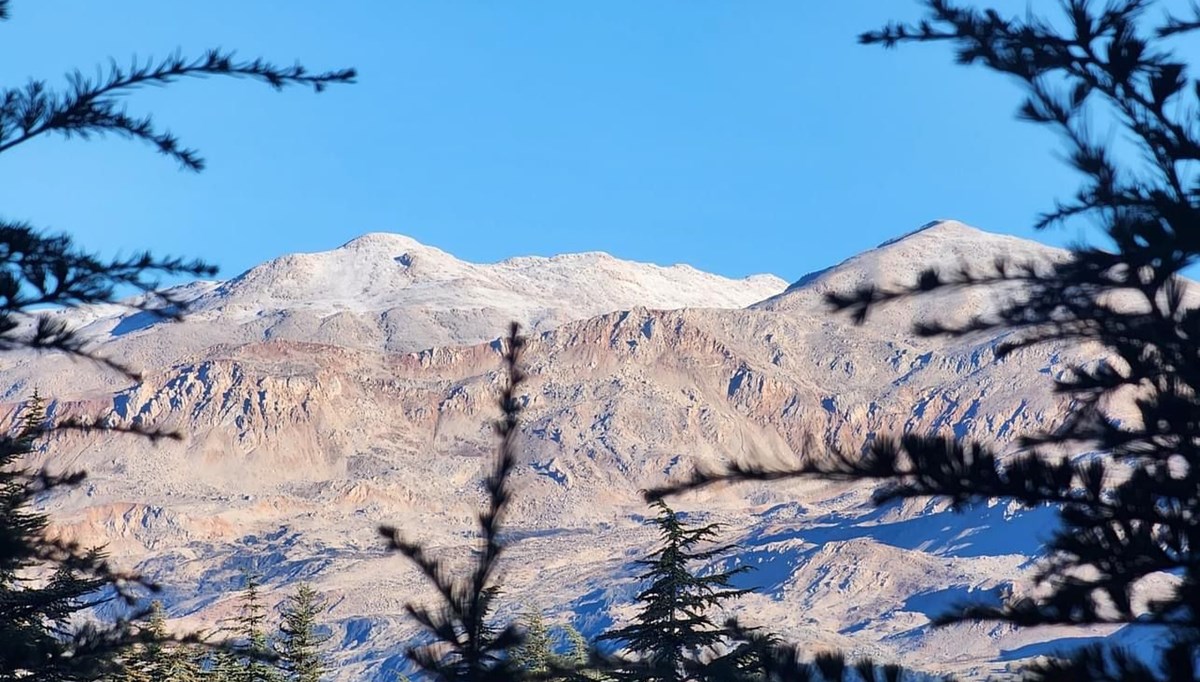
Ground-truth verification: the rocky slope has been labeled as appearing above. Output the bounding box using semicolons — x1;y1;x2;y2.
5;221;1144;679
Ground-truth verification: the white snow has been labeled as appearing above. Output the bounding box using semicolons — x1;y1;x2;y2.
38;231;787;361
198;232;786;318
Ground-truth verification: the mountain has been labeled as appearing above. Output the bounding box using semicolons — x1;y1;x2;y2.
6;222;1140;680
0;234;783;402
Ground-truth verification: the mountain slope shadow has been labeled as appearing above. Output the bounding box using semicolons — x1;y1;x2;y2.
753;499;1059;559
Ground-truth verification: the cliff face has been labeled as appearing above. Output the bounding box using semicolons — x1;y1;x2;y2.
6;222;1133;679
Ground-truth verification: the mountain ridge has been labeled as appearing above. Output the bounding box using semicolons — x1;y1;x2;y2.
206;230;788;314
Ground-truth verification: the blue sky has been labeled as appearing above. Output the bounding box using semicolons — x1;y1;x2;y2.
0;2;1188;284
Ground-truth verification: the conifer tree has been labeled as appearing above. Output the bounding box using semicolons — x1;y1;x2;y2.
0;392;139;680
208;646;245;682
114;602;163;682
275;583;329;682
378;324;527;682
117;601;203;682
698;626;929;682
512;609;554;677
511;613;610;682
564;624;591;669
0;2;353;678
225;573;281;682
113;601;166;682
598;501;750;682
563;623;614;682
650;1;1200;679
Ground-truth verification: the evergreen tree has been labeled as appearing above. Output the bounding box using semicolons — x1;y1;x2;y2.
275;583;329;682
117;601;203;682
207;646;245;682
511;613;609;682
113;601;166;682
511;609;554;677
563;623;612;682
650;1;1200;679
225;573;281;682
699;626;924;682
0;3;352;678
564;624;590;669
598;501;750;682
0;392;135;680
378;324;527;682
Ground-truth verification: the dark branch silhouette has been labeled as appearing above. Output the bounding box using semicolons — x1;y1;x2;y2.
1;50;355;171
379;323;527;682
0;4;354;677
652;1;1200;678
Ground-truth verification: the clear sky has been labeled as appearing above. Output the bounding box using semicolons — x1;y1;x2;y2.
0;2;1192;284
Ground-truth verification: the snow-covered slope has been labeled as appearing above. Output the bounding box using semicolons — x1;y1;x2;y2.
755;220;1069;331
174;232;783;353
208;232;784;317
4;221;1142;680
776;219;1063;298
0;233;784;397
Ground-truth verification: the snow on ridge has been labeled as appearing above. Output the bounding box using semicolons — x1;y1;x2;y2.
337;232;430;251
55;224;1060;341
779;220;1067;296
198;231;787;316
746;219;1072;323
498;250;784;288
872;219;1066;255
46;232;787;347
875;218;966;248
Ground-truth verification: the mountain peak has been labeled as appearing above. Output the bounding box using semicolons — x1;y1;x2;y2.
875;219;984;248
26;219;1094;681
757;220;1067;314
337;232;441;254
154;231;786;351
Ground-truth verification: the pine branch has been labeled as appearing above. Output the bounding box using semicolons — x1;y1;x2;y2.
0;220;218;380
0;10;355;680
654;1;1200;673
709;620;956;682
379;323;527;682
0;50;355;170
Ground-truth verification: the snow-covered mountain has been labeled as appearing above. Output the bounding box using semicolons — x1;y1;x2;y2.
6;221;1141;680
0;234;783;400
210;232;785;318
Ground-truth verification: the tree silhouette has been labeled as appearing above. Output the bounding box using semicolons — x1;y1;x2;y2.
649;1;1200;679
0;8;354;376
219;572;282;682
116;601;204;682
378;323;526;682
0;391;145;680
0;2;353;677
276;583;330;682
596;507;941;682
701;625;947;682
599;501;750;682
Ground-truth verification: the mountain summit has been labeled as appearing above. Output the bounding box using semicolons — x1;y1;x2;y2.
755;220;1068;334
775;219;1064;299
207;231;786;318
12;233;785;396
89;231;786;351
